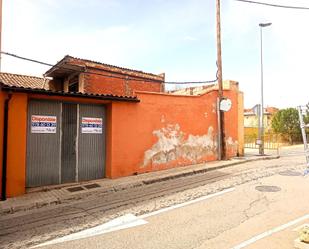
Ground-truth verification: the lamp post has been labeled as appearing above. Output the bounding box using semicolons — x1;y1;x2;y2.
258;22;271;155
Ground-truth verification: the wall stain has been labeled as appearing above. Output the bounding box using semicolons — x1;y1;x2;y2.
225;136;238;155
160;115;166;123
212;103;216;113
142;124;217;167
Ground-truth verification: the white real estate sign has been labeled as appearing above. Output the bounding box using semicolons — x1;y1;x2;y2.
31;115;57;133
81;117;103;134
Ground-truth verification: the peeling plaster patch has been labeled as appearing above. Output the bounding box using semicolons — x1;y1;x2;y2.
225;136;238;155
212;103;216;113
226;136;234;145
160;115;166;123
142;125;217;167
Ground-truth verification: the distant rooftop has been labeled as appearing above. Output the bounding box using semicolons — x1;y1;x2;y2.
169;80;239;96
0;72;50;90
244;106;279;115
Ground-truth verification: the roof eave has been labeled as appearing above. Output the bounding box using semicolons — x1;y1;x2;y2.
0;84;140;102
44;55;80;78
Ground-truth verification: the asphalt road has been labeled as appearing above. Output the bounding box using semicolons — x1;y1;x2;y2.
41;170;309;249
1;145;308;249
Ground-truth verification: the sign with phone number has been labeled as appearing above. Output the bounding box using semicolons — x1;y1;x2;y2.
81;117;103;134
31;115;57;133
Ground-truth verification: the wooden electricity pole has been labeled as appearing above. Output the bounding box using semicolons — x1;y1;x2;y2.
216;0;226;160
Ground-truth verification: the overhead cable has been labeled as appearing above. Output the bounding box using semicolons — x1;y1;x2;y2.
235;0;309;10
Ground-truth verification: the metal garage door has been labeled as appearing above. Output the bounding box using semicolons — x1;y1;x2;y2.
26;100;61;187
78;104;106;181
26;100;106;187
61;103;77;183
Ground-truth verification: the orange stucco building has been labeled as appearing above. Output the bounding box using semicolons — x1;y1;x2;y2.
0;57;244;198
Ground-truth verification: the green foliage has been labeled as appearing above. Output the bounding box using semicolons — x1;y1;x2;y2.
271;108;301;144
304;102;309;124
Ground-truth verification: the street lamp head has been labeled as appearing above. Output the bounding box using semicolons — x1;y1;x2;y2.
259;23;272;27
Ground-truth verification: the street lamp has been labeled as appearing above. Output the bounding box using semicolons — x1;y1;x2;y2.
258;22;272;155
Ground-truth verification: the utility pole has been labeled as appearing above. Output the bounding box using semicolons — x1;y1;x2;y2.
216;0;225;160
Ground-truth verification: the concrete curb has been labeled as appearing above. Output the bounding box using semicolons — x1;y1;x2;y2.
0;155;279;216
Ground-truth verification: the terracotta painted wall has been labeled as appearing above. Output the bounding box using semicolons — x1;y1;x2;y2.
109;88;242;178
83;69;162;96
0;86;243;197
223;90;242;157
237;92;245;156
6;93;28;197
0;91;5;196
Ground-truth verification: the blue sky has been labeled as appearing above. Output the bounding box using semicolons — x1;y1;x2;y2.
2;0;309;108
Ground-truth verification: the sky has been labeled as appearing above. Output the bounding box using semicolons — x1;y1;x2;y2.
2;0;309;108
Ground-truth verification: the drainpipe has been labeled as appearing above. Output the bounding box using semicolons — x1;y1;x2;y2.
1;93;11;201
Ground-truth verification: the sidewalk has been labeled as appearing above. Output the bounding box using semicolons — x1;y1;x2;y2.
0;153;279;216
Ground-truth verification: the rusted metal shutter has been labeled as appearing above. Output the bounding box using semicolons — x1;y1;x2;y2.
78;104;105;181
26;100;61;187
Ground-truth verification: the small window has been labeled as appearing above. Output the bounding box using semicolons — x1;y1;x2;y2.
68;74;79;92
68;81;79;92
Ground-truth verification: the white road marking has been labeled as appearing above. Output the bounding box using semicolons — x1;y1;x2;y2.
140;187;235;219
31;213;148;248
32;187;235;248
231;214;309;249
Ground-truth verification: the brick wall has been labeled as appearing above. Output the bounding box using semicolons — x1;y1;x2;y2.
83;69;162;96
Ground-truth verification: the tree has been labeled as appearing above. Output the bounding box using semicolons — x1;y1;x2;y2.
304;102;309;134
271;108;301;144
304;102;309;125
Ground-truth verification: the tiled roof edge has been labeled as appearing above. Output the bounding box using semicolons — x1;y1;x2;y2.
0;84;140;102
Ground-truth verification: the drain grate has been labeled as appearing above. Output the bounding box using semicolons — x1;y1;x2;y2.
67;186;85;193
255;185;281;192
279;170;302;176
84;183;101;189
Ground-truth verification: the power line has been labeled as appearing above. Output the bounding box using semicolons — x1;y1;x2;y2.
235;0;309;10
2;51;54;67
0;51;218;85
